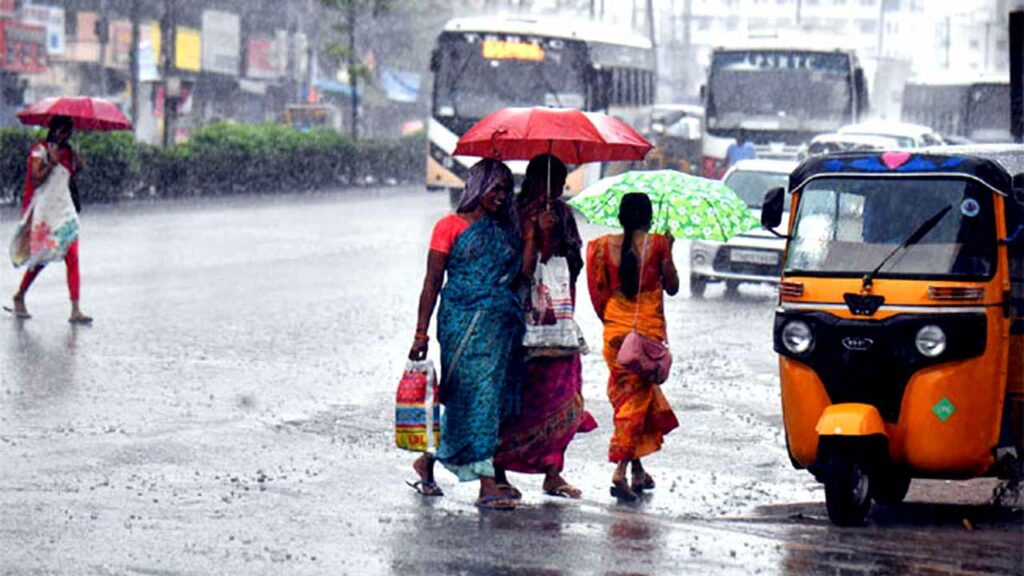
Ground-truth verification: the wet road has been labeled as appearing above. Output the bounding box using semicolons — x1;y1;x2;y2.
0;187;1021;575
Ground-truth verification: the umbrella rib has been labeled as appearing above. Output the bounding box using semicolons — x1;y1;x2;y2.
700;197;730;242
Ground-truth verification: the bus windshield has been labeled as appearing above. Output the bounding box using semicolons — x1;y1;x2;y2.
708;50;852;133
434;33;587;120
786;177;996;279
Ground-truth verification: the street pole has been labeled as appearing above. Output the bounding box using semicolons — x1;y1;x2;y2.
945;16;951;69
1011;9;1022;143
646;0;656;102
129;0;140;130
307;0;319;103
875;0;885;60
682;0;691;98
347;2;358;141
795;0;801;26
98;0;108;96
161;0;177;148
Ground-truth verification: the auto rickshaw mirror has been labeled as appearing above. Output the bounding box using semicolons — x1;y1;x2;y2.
761;187;785;231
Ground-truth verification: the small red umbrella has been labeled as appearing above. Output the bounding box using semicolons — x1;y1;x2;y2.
17;96;132;132
452;107;652;163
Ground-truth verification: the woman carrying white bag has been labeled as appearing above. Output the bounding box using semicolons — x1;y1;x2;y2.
9;115;91;323
493;155;597;500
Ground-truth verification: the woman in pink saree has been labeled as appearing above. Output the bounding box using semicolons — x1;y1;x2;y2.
494;155;597;499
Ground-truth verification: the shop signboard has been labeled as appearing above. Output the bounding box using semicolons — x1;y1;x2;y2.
201;10;239;75
21;3;65;56
246;36;283;79
0;20;47;73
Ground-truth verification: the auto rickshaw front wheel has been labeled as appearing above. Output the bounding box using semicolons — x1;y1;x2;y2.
821;443;872;526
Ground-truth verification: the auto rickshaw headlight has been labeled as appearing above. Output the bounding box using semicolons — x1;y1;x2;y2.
915;325;946;357
781;320;813;354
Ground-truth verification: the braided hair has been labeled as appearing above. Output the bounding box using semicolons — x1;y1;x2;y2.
617;192;653;299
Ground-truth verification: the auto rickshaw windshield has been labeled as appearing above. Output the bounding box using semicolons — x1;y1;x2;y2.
785;177;997;280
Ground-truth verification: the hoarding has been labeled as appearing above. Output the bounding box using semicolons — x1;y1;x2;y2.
201;10;240;75
20;3;64;56
0;20;47;73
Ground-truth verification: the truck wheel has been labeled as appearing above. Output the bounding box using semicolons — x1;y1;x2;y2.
690;274;707;298
871;470;911;505
725;280;740;297
822;444;872;526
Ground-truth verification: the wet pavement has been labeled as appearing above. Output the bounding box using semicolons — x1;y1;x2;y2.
0;187;1021;575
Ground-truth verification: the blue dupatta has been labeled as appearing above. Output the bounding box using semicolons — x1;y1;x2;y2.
435;216;523;480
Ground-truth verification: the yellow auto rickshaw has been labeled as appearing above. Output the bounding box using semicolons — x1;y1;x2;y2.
760;148;1024;526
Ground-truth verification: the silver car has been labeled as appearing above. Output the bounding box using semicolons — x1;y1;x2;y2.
689;159;797;297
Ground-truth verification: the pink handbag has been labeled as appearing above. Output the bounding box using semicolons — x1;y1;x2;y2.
615;234;672;384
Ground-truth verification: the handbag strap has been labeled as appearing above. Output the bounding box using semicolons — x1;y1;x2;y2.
631;233;649;331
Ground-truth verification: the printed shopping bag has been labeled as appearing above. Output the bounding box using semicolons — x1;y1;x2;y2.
395;359;440;452
522;255;586;354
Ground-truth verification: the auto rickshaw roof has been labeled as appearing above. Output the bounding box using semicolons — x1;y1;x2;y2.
789;151;1014;196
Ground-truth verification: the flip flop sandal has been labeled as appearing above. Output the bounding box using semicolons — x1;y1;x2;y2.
631;473;655;493
610;480;638;502
544;484;582;499
475;495;517;511
496;483;522;500
2;305;31;319
68;315;93;324
406;480;444;497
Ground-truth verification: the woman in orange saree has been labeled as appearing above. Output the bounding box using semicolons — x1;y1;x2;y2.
586;192;680;501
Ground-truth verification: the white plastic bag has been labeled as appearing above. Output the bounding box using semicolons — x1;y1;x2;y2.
522;255;586;353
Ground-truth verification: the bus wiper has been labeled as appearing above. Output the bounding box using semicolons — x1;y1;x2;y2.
861;204;952;291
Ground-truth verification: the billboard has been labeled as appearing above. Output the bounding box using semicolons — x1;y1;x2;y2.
246;36;284;79
0;20;47;73
176;26;201;72
201;10;240;76
20;3;64;56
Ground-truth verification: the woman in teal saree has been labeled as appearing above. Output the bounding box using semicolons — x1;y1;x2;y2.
409;158;523;510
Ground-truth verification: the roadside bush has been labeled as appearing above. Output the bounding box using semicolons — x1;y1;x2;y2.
0;123;426;206
0;128;40;205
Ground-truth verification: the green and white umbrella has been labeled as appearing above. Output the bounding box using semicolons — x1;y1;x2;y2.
568;170;761;242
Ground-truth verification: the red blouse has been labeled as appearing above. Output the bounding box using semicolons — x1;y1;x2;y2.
429;214;471;254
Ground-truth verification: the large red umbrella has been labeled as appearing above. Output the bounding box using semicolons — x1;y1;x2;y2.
17;96;132;132
452;107;652;163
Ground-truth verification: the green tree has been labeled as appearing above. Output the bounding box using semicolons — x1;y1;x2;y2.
320;0;394;140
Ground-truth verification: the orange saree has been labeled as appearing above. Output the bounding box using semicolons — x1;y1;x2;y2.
586;233;679;463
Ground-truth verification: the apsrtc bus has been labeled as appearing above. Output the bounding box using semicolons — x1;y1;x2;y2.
428;16;655;199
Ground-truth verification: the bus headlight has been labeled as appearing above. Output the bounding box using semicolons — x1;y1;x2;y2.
782;320;813;354
915;325;946;357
